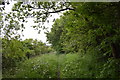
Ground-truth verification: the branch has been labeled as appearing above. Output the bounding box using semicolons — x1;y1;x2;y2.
44;8;75;14
27;4;75;14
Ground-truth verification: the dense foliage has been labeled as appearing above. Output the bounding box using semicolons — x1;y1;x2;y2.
1;1;120;79
5;53;119;78
46;2;120;78
2;38;53;77
2;53;98;78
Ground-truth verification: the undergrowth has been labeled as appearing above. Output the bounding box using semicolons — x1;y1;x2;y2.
3;53;120;78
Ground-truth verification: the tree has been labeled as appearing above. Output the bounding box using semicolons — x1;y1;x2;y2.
73;2;120;58
46;2;120;78
2;38;26;74
2;37;53;77
46;18;65;53
1;2;74;39
1;2;120;78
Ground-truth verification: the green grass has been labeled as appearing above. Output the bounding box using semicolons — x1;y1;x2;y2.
3;53;119;78
3;53;97;78
12;53;94;78
14;53;58;78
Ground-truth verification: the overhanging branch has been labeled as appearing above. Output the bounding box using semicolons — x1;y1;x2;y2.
31;7;75;14
45;8;75;14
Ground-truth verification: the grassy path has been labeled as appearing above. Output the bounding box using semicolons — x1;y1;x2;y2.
57;55;60;79
7;53;97;78
3;53;120;78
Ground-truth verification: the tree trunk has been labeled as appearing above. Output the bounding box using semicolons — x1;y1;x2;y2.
111;43;120;59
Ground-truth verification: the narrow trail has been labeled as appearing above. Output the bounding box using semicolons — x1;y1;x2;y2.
9;53;82;78
57;54;60;79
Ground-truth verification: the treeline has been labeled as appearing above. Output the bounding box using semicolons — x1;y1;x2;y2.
46;3;120;78
1;38;53;76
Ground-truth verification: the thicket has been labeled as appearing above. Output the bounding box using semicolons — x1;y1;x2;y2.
46;3;120;78
7;53;119;78
1;2;120;78
2;38;53;77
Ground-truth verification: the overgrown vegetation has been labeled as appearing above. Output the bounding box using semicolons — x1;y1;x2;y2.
4;53;120;78
2;38;53;78
1;2;120;79
46;2;120;78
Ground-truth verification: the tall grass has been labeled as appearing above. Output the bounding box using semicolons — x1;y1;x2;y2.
14;53;58;78
13;53;96;78
4;52;119;78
